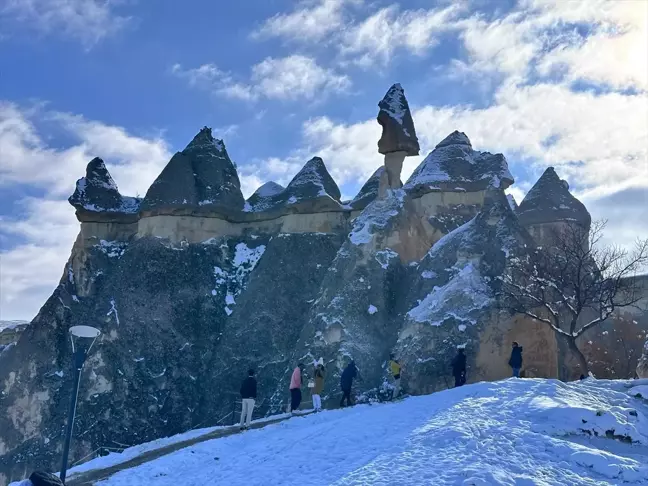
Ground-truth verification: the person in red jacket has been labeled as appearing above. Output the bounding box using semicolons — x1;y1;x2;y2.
289;363;305;413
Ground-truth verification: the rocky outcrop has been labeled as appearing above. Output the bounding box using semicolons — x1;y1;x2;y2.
241;157;342;215
516;167;591;229
404;131;514;196
350;167;383;211
0;321;29;355
69;158;140;222
395;191;534;394
141;127;244;215
507;194;518;211
377;84;419;156
244;182;285;212
377;84;419;196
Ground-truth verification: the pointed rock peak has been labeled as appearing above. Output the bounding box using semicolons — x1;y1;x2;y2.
350;167;384;209
285;157;341;202
184;126;225;153
435;131;472;149
377;83;420;156
252;181;284;198
69;157;139;214
517;167;591;228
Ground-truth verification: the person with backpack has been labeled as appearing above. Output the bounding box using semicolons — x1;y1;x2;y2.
451;348;467;387
289;363;305;413
389;353;402;399
509;342;523;377
239;369;257;430
312;358;325;412
340;360;358;407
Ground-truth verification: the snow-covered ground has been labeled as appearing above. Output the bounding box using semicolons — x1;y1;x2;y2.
50;378;648;486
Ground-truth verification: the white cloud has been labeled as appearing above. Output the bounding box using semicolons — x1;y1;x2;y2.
172;55;351;102
339;3;464;67
0;103;171;196
251;0;357;43
0;0;132;47
0;103;172;320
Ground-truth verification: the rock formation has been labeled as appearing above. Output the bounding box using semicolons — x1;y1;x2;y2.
516;167;591;246
141;127;245;215
377;84;420;197
69;157;140;222
1;84;637;483
506;194;518;211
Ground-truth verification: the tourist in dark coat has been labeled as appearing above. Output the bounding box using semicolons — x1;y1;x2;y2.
239;369;257;429
509;342;523;377
340;360;357;407
451;348;467;387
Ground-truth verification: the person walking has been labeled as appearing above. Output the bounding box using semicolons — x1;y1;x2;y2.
509;342;523;377
340;360;357;407
312;358;325;412
239;369;257;430
289;363;305;413
451;348;467;387
389;353;402;399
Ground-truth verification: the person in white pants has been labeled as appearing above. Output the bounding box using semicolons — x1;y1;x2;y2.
239;369;257;430
312;359;326;412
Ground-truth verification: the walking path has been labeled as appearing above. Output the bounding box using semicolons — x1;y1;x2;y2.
66;411;313;486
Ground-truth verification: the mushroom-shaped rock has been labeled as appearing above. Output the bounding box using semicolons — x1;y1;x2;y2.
377;84;420;156
516;167;591;228
350;167;384;210
68;157;140;220
404;131;513;195
141;127;244;214
244;181;285;212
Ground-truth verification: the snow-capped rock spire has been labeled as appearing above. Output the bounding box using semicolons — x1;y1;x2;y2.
516;167;591;228
69;157;139;216
377;83;420;156
377;84;420;197
141;127;244;214
404;131;513;195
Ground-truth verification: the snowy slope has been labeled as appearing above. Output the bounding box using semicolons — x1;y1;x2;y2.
55;378;648;486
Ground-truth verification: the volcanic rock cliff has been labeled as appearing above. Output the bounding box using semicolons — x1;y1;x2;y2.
0;85;610;483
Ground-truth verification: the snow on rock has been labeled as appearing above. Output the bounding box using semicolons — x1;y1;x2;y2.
368;305;378;315
404;131;513;194
517;166;591;228
69;157;140;215
77;379;648;486
407;261;492;325
374;248;399;269
349;189;405;245
211;243;266;312
244;181;285;212
96;240;128;258
377;83;420;156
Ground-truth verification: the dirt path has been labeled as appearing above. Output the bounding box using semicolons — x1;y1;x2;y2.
66;411;313;485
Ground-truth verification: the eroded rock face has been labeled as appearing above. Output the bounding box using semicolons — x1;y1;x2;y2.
404;131;514;195
69;158;140;221
141;127;244;215
516;167;591;229
395;191;534;394
377;84;419;156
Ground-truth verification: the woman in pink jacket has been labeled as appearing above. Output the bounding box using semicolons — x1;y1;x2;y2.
289;363;305;413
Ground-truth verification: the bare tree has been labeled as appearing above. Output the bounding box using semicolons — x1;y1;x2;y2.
498;220;648;379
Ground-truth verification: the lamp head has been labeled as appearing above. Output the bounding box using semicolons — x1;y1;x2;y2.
68;326;101;366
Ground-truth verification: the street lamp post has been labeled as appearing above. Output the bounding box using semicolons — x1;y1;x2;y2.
59;325;101;484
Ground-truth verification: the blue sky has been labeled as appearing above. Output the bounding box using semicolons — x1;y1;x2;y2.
1;0;647;320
